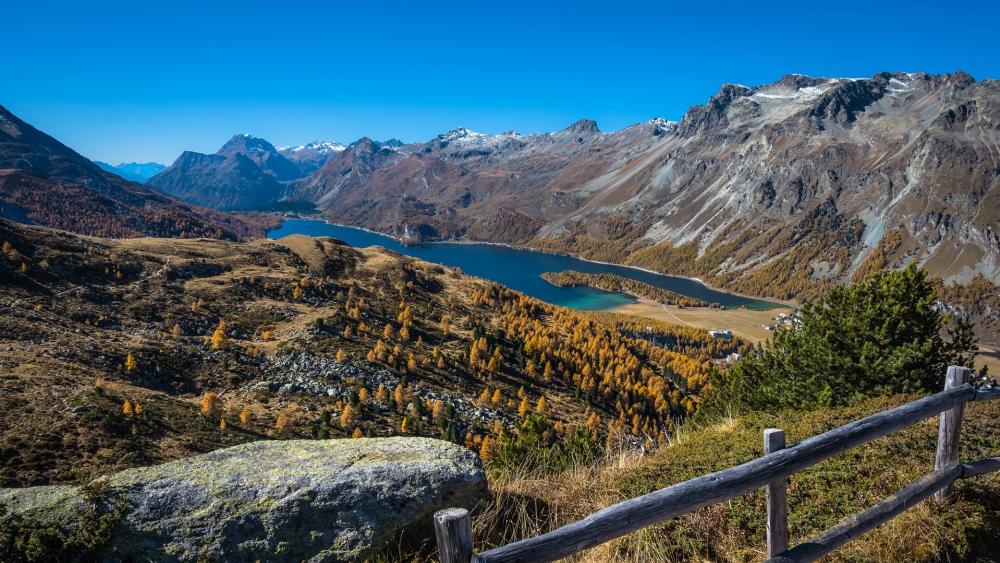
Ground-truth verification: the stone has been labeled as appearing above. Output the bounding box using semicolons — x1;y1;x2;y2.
0;437;486;562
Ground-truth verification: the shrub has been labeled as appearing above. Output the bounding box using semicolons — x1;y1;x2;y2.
488;414;601;476
705;264;978;412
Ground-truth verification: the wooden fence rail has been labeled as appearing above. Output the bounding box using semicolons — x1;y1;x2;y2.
435;366;1000;563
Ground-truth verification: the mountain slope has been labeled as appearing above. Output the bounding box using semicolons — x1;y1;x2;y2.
0;218;739;487
286;119;673;242
94;161;166;183
0;105;268;239
287;72;999;299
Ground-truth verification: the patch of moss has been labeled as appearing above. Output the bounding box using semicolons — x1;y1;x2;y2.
0;480;126;563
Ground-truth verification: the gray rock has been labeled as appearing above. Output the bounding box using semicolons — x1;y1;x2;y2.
0;437;486;562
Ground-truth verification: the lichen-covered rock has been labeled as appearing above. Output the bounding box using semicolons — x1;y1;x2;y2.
0;437;486;562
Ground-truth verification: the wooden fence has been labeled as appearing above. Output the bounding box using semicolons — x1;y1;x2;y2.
434;366;1000;563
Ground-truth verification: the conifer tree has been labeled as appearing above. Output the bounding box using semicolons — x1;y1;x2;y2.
518;396;530;418
710;264;979;412
124;352;137;372
340;404;357;429
210;320;227;350
275;411;293;434
200;392;220;418
479;435;494;461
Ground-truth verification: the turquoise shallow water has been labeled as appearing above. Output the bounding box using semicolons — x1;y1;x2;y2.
267;219;780;312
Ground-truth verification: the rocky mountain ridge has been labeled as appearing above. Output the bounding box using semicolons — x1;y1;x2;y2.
284;71;999;302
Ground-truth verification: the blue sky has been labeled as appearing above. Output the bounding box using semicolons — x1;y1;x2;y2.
5;0;999;164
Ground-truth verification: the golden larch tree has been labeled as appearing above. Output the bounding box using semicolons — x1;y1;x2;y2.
517;396;530;418
200;392;220;418
340;404;357;429
124;352;137;372
211;320;227;350
479;436;494;461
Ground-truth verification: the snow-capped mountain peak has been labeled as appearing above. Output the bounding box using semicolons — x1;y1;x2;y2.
277;140;347;155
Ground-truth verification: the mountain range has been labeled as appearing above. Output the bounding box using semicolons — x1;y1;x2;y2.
94;161;166;183
149;71;999;303
3;70;998;308
146;136;351;210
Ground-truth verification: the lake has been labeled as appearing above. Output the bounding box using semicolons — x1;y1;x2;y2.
267;219;780;311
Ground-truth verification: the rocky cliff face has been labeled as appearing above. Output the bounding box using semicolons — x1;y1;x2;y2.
0;438;486;562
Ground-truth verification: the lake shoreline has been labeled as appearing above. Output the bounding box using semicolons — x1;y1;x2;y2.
268;215;787;310
610;297;795;343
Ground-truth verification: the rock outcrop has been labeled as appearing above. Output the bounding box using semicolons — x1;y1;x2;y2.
0;437;486;562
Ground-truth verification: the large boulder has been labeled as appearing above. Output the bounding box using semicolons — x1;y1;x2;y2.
0;437;486;561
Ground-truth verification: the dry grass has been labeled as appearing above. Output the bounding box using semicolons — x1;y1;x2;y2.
458;397;1000;563
612;298;795;343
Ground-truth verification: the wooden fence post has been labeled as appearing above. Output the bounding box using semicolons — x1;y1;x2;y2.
934;366;972;501
435;507;473;563
764;428;788;557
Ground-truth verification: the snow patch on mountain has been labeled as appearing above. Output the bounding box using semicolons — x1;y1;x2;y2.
751;83;832;103
278;141;347;154
438;127;524;147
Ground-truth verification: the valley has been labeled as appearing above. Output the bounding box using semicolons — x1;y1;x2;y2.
131;71;1000;345
1;60;998;562
266;218;779;311
0;219;745;488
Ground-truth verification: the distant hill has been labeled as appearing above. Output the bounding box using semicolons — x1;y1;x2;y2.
0;105;269;239
94;161;166;183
